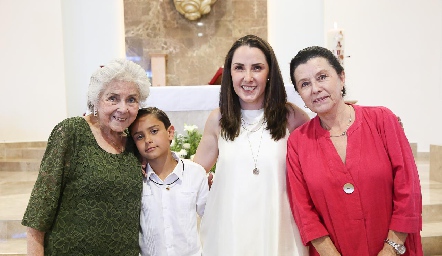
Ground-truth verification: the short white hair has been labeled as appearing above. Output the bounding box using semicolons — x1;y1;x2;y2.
87;59;151;112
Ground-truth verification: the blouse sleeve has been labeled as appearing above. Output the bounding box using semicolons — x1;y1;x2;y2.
377;107;422;233
286;131;329;245
21;118;76;231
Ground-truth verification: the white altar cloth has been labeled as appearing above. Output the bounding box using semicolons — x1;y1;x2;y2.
143;85;305;112
144;85;221;111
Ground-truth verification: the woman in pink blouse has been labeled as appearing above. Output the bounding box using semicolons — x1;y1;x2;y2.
286;46;422;256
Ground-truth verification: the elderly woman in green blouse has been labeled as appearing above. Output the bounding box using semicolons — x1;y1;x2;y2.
22;59;150;255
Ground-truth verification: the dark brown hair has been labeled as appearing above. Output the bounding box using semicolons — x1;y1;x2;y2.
220;34;288;141
290;46;346;96
130;107;172;132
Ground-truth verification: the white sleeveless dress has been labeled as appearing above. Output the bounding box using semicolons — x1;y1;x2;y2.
200;109;307;256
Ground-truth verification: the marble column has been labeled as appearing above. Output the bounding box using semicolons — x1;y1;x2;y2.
150;53;167;86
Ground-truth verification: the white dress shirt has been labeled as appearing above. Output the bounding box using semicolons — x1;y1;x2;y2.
139;153;209;256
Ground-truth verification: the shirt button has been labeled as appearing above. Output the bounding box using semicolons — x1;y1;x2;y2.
343;183;354;194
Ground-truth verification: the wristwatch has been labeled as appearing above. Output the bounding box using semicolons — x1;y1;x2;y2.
384;239;406;255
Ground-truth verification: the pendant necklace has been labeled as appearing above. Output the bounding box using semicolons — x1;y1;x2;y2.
242;119;266;175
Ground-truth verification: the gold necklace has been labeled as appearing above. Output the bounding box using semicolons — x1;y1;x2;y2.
322;106;353;138
93;116;125;153
329;116;352;137
102;131;125;153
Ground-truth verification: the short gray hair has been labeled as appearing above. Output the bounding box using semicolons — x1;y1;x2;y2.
87;59;150;112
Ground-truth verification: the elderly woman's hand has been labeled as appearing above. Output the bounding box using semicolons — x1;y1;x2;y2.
141;159;147;177
397;116;403;128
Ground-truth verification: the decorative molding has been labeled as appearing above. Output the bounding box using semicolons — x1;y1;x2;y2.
173;0;217;21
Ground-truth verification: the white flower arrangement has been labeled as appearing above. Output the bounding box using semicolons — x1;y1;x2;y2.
171;124;216;173
171;124;203;160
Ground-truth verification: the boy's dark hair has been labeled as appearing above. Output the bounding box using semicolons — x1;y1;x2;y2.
289;46;346;96
131;107;172;131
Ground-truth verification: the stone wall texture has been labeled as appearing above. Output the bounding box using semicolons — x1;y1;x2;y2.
124;0;267;86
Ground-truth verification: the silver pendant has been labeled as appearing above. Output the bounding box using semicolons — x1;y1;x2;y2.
253;168;259;175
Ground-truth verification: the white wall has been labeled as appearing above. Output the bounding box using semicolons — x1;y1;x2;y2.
0;0;125;143
61;0;126;117
0;0;67;142
269;0;442;152
268;0;324;108
323;0;442;152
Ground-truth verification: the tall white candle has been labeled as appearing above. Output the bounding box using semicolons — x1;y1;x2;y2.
327;22;345;66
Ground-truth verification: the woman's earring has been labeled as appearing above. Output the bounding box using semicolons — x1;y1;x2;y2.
93;107;98;116
304;105;309;108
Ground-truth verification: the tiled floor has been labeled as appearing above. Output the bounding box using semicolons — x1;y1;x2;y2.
0;152;441;255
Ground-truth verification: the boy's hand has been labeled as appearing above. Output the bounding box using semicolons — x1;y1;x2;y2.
207;172;214;190
141;160;147;177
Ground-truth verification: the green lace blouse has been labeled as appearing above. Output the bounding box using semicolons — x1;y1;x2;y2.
22;117;142;255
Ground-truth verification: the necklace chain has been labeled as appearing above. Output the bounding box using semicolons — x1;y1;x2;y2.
148;160;184;190
102;132;125;153
243;120;266;175
241;116;263;126
241;116;265;133
96;116;125;153
324;106;353;138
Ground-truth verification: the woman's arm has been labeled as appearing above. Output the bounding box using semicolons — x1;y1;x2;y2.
287;129;331;249
311;236;341;256
22;118;77;251
378;107;422;233
193;109;221;173
286;102;310;133
27;227;44;256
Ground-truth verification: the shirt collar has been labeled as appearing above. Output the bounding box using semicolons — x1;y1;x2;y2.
171;152;184;180
146;152;184;181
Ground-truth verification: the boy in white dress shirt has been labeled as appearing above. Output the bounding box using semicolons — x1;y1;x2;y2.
129;107;209;256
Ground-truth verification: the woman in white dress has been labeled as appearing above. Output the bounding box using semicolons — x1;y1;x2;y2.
193;35;310;256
